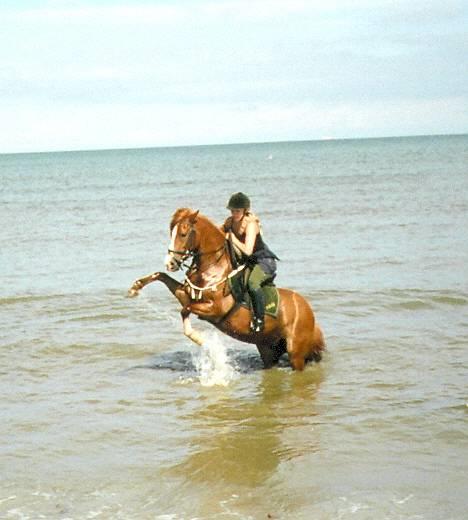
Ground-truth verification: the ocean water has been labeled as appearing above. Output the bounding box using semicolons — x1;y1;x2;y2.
1;135;467;519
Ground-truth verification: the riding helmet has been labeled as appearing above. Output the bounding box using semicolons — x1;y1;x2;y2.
227;192;251;210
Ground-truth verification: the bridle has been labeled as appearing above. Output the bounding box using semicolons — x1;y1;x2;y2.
167;218;246;301
167;225;197;269
168;221;226;271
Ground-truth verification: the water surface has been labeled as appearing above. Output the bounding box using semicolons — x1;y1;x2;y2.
1;135;467;518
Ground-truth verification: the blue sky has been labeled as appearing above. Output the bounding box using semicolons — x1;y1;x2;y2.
1;0;467;153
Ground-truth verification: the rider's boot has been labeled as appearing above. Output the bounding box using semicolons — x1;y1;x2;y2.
250;288;265;333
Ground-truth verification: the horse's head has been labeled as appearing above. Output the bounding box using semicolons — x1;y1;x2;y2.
165;209;200;271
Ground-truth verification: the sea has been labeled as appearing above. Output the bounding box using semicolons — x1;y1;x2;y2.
1;134;467;519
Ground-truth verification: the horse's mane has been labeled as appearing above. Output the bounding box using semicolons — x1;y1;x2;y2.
170;208;222;237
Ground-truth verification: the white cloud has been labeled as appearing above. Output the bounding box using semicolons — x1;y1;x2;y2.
10;4;187;25
0;0;466;152
3;0;417;25
2;96;466;153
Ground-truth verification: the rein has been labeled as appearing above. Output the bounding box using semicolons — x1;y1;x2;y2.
184;241;232;299
168;242;226;269
169;218;241;300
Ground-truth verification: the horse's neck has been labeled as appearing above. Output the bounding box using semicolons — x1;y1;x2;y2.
195;218;231;280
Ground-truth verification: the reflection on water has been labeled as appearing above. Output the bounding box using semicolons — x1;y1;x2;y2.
163;366;325;515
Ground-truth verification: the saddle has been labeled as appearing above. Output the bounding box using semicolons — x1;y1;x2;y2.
227;267;280;318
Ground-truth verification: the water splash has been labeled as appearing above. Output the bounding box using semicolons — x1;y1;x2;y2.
193;332;238;387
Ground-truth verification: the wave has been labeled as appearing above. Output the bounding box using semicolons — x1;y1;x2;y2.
310;288;467;304
0;289;135;307
383;290;467;312
3;288;466;325
0;294;59;305
303;288;468;327
64;313;127;323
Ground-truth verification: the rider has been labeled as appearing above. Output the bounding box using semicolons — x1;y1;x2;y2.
223;192;278;333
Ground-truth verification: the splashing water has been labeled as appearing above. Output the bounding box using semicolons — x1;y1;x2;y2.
193;332;238;387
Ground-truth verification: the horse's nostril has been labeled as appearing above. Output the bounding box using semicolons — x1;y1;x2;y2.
165;258;177;271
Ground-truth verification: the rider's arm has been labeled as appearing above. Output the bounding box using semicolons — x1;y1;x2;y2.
229;221;257;257
221;217;232;232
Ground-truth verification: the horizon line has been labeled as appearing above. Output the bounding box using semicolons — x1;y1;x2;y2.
1;132;466;157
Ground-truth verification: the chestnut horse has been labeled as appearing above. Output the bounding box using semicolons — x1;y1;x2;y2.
128;208;324;370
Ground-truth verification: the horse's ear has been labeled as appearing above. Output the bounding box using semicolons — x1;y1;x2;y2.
189;210;199;224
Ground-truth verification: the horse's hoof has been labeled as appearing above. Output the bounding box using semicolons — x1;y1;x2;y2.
127;289;139;298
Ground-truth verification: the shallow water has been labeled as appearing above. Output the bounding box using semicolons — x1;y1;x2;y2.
1;135;467;518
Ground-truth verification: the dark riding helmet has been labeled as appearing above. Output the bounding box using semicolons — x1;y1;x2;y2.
227;192;251;210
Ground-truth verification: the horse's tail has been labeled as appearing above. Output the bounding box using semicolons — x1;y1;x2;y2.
309;322;325;363
313;323;325;350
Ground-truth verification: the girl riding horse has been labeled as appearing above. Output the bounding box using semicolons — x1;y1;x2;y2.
128;208;325;371
222;192;279;333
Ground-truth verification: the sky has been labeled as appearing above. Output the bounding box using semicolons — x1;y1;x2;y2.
1;0;467;153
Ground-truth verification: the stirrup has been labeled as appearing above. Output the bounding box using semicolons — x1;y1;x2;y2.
250;317;264;333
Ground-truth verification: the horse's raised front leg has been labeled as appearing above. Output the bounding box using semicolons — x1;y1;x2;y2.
181;307;204;346
180;300;216;346
128;272;183;298
128;272;205;346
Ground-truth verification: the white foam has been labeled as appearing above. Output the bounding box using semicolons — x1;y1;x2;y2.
0;496;16;505
193;332;238;387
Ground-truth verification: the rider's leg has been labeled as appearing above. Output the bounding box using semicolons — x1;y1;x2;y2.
247;264;268;332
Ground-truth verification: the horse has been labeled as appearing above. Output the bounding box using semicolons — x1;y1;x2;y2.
128;208;325;371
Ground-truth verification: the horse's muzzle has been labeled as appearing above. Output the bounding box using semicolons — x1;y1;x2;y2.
165;253;181;272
